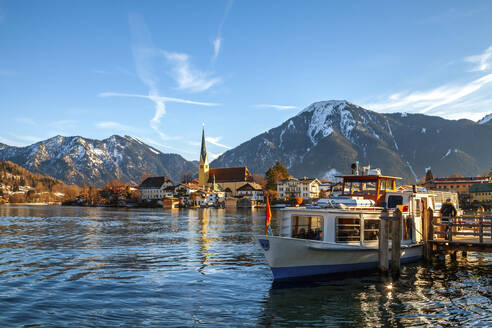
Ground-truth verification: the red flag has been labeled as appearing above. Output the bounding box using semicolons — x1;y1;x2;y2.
265;196;272;236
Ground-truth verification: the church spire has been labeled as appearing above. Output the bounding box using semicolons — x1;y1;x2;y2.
200;124;208;163
198;124;210;187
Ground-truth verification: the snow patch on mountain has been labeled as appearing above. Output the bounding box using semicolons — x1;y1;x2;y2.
478;113;492;124
440;148;459;160
406;161;418;182
385;120;399;150
304;101;357;145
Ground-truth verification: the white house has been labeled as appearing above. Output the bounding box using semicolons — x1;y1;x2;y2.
277;177;320;200
139;176;174;200
237;183;264;201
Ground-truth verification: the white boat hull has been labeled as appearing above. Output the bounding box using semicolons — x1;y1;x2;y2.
254;235;423;280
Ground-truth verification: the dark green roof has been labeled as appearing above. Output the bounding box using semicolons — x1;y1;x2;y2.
469;183;492;192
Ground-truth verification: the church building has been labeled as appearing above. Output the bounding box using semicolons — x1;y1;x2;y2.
198;127;254;195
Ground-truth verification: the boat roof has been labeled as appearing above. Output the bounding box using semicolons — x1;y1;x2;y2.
337;175;403;180
281;206;384;214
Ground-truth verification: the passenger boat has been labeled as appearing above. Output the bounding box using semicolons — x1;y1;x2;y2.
254;167;459;280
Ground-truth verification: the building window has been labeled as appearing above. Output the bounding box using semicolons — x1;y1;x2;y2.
291;215;323;240
336;217;360;242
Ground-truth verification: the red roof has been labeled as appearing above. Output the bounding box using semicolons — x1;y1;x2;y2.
432;177;490;184
208;167;251;183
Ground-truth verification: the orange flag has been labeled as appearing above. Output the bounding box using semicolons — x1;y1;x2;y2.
265;196;272;236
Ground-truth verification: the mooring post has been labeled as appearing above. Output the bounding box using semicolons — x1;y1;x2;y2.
391;209;402;277
378;209;390;274
424;208;434;261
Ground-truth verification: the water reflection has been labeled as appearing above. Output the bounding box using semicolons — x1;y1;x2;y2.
0;206;490;327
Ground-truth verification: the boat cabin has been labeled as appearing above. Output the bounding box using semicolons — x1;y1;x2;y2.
340;174;401;206
280;189;440;247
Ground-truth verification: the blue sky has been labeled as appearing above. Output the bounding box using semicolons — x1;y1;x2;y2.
1;0;492;160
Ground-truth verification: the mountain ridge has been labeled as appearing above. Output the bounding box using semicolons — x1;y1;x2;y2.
211;100;492;182
0;135;198;186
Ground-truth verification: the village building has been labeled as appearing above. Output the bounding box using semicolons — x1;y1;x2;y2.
277;177;321;200
139;176;174;200
198;127;254;196
425;176;492;195
469;183;492;205
237;183;264;202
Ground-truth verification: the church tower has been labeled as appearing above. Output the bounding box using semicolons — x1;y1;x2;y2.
198;126;209;187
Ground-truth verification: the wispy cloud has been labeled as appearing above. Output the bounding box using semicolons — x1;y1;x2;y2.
105;13;222;149
465;45;492;72
99;92;220;107
206;136;231;149
0;136;22;146
254;104;297;110
364;73;492;116
163;51;221;92
213;37;222;61
95;121;142;133
9;134;42;144
208;151;224;160
212;0;234;61
187;140;201;147
141;137;195;155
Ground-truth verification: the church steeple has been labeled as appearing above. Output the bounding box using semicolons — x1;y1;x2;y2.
200;125;208;163
198;125;209;187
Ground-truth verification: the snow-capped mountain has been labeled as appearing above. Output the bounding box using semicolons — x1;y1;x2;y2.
211;100;492;182
478;113;492;125
0;135;197;186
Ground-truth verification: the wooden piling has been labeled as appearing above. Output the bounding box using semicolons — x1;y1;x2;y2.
391;209;402;277
378;210;390;274
423;208;434;261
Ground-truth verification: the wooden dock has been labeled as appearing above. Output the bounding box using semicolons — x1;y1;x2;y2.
378;209;492;277
426;213;492;255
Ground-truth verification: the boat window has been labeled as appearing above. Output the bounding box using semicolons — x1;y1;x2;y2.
387;195;403;208
379;180;386;191
350;181;361;194
363;219;379;241
343;182;351;194
336;217;360;242
291;215;323;241
385;180;394;190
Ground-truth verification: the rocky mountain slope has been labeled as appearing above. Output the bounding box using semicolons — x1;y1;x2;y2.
211;100;492;182
0;135;197;186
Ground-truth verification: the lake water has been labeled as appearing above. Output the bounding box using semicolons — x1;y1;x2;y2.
0;206;491;327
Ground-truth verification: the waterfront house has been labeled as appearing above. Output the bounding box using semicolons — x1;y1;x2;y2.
237;183;264;202
139;176;174;200
469;183;492;205
277;177;321;200
425;176;492;195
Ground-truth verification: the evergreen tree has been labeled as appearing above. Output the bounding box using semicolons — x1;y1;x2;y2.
425;169;434;182
265;161;290;190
